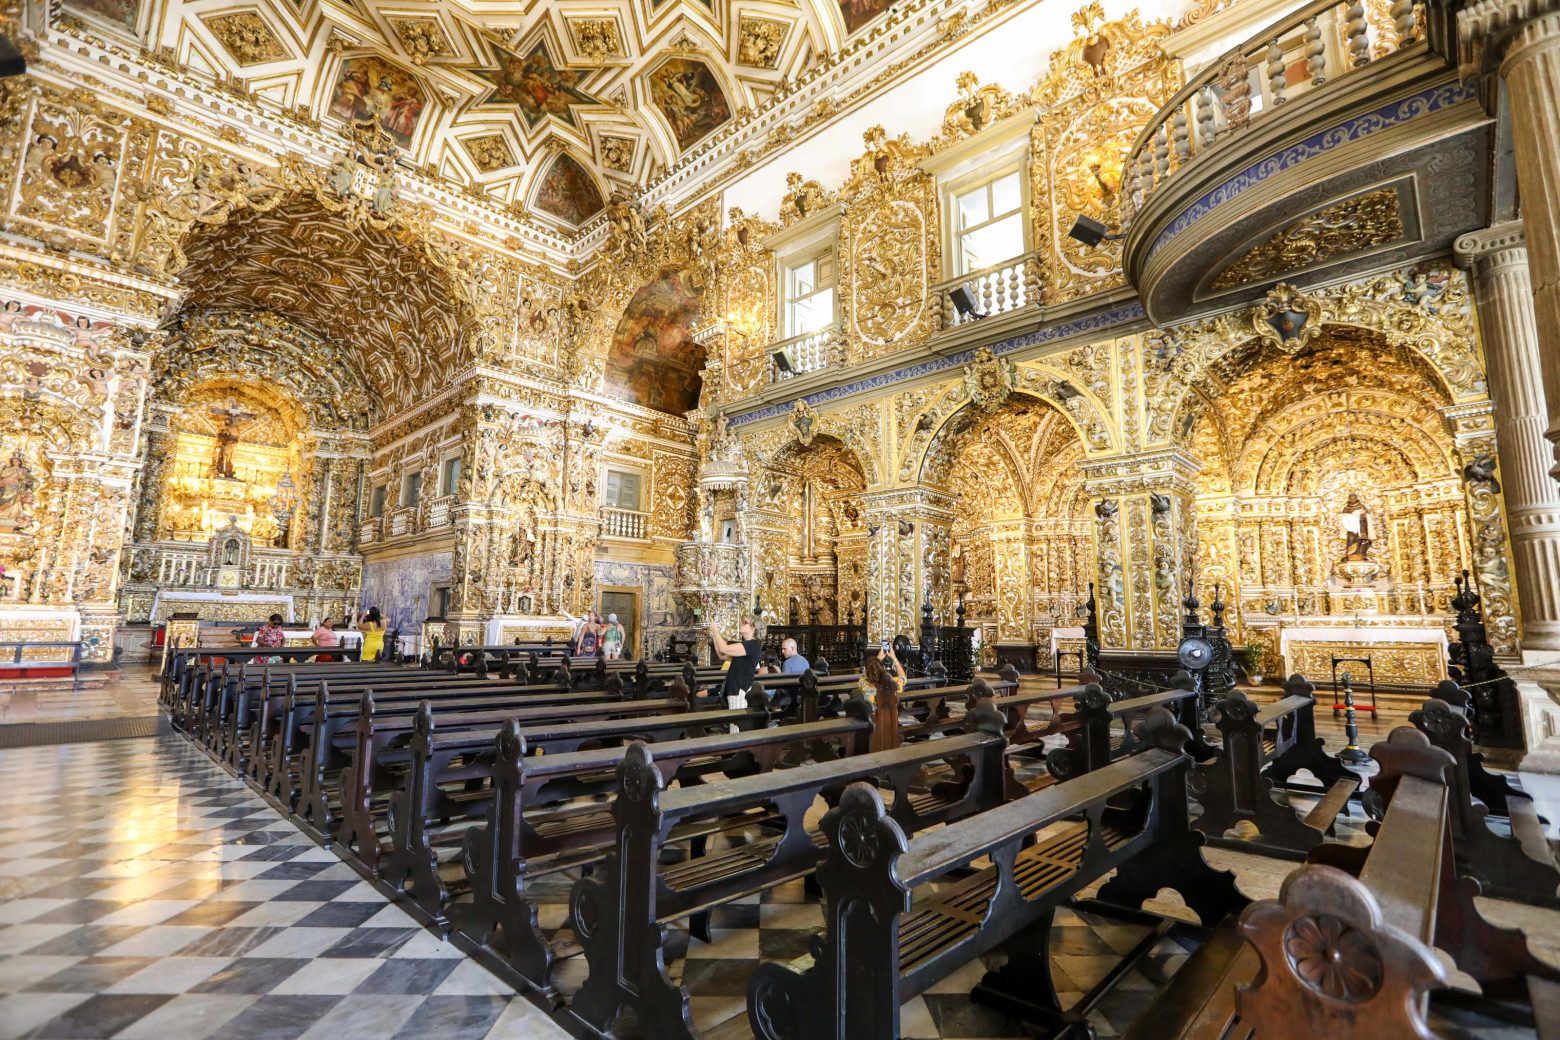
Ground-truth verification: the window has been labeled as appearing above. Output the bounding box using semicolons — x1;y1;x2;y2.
402;472;422;508
369;485;387;518
954;170;1025;274
783;249;836;338
603;469;642;511
440;456;461;496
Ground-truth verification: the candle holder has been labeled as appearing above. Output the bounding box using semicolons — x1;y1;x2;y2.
1337;672;1370;765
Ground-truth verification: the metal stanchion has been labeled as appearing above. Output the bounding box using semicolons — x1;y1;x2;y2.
1337;672;1369;765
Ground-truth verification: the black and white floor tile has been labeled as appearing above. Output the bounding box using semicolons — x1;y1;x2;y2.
0;737;564;1040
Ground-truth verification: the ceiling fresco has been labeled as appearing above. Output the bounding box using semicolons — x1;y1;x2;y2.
605;265;705;415
69;0;932;224
473;41;601;129
647;57;732;151
535;152;606;226
329;56;428;149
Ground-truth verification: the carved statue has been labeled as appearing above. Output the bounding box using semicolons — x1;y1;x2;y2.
0;452;38;534
208;399;254;479
1339;491;1372;562
604;190;647;259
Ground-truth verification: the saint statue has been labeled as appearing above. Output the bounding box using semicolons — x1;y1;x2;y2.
0;451;37;533
951;542;967;587
1339;491;1372;562
208;400;253;479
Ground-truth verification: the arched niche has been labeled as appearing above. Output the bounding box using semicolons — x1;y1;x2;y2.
920;394;1094;655
604;265;706;415
1181;328;1488;655
751;435;869;625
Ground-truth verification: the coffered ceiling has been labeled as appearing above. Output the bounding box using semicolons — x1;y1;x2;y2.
62;0;890;230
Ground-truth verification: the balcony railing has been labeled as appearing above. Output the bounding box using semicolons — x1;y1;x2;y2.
933;253;1042;330
601;506;650;540
388;505;415;537
770;323;839;382
1123;0;1423;222
359;516;383;545
426;495;452;529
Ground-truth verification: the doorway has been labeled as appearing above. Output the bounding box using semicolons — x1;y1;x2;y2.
599;590;638;658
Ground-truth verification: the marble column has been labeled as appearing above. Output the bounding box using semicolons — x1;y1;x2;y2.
1457;223;1560;653
1460;1;1560;477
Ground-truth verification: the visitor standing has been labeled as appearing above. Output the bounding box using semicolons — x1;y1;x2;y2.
601;613;626;660
355;607;386;662
708;618;762;709
575;612;602;657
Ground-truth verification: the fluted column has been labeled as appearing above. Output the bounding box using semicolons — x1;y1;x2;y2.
1457;224;1560;652
1461;1;1560;478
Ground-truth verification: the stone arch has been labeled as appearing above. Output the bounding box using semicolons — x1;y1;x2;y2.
899;364;1115;486
1154;275;1488;446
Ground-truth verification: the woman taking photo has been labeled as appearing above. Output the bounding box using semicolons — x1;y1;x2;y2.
861;641;906;752
355;607;386;662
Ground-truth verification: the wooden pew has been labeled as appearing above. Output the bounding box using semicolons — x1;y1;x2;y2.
390;698;879;934
1133;727;1560;1038
568;700;1017;1038
333;686;703;871
745;707;1247;1040
1414;681;1533;818
272;674;644;819
1193;681;1361;857
162;644;364;709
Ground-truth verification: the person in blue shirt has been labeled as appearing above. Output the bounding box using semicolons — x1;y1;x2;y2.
779;638;810;675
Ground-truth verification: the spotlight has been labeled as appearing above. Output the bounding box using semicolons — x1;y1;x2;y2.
949;286;983;320
772;348;795;375
1067;215;1121;247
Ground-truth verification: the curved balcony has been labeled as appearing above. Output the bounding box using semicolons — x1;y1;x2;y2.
1121;0;1489;325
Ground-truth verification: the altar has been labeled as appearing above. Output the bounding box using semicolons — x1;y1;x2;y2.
149;590;295;626
1257;620;1450;687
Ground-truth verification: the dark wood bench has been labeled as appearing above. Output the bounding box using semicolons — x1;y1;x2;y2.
746;707;1247;1040
1134;726;1560;1038
1414;681;1536;819
568;699;1017;1038
161;644;364;707
333;686;711;870
390;700;880;934
1194;681;1361;857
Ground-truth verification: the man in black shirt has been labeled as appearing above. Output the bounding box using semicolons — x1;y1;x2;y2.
708;617;762;707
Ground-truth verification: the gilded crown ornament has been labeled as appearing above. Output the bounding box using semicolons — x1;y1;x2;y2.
789;399;819;448
963;347;1016;413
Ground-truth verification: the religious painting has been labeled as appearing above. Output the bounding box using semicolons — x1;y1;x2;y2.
474;41;600;128
647;58;731;151
329;56;427;149
534;153;605;226
62;0;138;31
605;265;706;415
837;0;900;35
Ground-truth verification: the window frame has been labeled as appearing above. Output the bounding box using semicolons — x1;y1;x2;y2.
781;245;838;340
439;454;462;497
601;466;646;513
402;471;422;509
948;165;1028;277
369;484;387;518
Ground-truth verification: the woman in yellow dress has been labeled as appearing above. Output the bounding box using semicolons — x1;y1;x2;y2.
355;607;387;661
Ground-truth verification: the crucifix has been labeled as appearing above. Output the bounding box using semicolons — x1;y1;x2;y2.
208;399;255;479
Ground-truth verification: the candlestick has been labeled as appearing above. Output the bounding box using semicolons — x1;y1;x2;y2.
1338;673;1369;765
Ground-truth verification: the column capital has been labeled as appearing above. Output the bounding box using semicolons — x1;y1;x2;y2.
1458;0;1560;77
1454;220;1528;269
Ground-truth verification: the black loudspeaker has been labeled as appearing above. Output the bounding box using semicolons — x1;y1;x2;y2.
1068;215;1110;247
0;36;24;79
949;286;982;319
772;348;795;374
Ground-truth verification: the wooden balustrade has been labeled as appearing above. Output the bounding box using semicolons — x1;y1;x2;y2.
933;252;1041;329
600;506;649;540
1123;0;1420;220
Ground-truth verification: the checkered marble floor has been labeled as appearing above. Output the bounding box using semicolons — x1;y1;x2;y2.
0;737;565;1040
